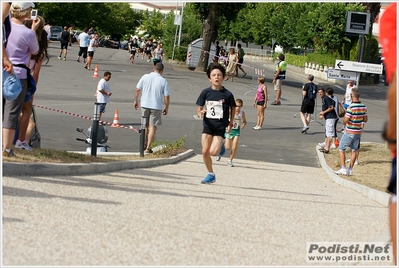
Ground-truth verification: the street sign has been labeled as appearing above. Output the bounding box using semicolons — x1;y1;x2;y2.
334;60;383;74
346;11;370;35
327;68;358;81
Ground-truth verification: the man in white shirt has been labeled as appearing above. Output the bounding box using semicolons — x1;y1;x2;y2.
96;71;112;121
76;28;90;63
134;63;170;153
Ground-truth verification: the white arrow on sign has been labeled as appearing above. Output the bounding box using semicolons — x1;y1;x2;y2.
335;60;383;74
327;68;358;81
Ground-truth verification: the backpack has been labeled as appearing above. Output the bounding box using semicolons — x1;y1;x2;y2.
307;82;317;99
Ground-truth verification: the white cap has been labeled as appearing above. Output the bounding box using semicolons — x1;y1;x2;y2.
11;2;35;11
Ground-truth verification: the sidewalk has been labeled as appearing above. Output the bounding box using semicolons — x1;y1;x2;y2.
2;149;392;266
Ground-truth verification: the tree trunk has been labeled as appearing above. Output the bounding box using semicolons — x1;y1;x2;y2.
197;3;218;72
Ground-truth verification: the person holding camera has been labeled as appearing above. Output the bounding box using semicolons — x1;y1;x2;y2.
3;2;39;157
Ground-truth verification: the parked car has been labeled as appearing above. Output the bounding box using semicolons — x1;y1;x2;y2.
71;30;82;43
50;26;62;41
107;33;122;49
121;40;129;50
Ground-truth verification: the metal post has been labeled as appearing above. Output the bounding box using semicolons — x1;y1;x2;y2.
91;103;100;157
139;116;147;157
171;2;179;60
310;95;323;126
177;2;184;47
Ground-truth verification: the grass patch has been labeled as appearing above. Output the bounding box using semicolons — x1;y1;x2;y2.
151;136;187;157
3;137;188;163
323;142;392;193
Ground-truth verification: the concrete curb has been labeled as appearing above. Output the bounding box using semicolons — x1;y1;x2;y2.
316;145;390;207
2;149;195;177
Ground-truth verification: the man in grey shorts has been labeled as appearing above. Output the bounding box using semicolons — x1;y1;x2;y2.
134;63;170;153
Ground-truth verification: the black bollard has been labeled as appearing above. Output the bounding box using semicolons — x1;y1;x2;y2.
91;102;101;157
139;116;146;157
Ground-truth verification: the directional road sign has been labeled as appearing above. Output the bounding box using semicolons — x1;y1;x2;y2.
327;68;358;81
335;60;383;74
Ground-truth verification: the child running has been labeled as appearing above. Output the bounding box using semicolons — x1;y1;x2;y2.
253;76;268;130
196;63;236;184
217;98;247;167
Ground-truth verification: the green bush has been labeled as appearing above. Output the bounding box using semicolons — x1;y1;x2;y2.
349;35;380;63
283;52;337;68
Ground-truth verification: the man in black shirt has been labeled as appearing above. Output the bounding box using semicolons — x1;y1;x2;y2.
318;88;338;153
58;26;71;61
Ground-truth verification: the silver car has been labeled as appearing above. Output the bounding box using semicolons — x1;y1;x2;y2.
50;26;62;41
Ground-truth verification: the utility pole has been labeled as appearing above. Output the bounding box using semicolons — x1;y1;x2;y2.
177;2;185;46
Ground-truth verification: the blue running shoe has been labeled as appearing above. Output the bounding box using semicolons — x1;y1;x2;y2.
201;174;216;184
219;143;226;156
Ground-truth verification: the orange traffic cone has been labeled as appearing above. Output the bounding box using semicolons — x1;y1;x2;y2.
111;109;120;128
92;65;99;78
334;138;340;147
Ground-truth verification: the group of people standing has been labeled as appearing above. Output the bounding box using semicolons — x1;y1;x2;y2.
214;41;247;82
298;73;368;177
75;28;99;71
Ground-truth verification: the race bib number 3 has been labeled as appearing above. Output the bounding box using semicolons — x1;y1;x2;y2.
205;100;223;119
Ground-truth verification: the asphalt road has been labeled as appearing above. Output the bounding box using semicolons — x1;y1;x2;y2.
33;42;388;167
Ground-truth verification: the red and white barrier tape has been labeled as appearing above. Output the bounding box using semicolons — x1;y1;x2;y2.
33;104;140;133
201;50;254;70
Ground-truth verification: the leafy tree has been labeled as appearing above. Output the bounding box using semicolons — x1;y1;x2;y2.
312;3;365;54
247;3;275;47
192;3;245;71
162;4;202;61
140;9;164;39
101;3;142;35
229;4;256;46
35;3;141;35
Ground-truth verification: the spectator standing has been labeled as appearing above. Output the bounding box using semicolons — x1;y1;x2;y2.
252;76;268;130
334;88;367;175
44;21;51;44
134;63;170;153
300;74;317;133
76;28;89;63
341;80;356;132
2;2;13;74
3;2;39;157
225;48;238;82
84;33;98;70
235;43;247;77
326;87;339;149
68;25;75;46
317;88;338;154
195;63;236;184
87;26;94;36
271;53;287;105
58;26;70;61
213;41;220;63
96;71;112;121
15;16;49;150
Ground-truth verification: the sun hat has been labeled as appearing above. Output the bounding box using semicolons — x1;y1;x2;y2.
2;69;22;101
11;2;35;11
